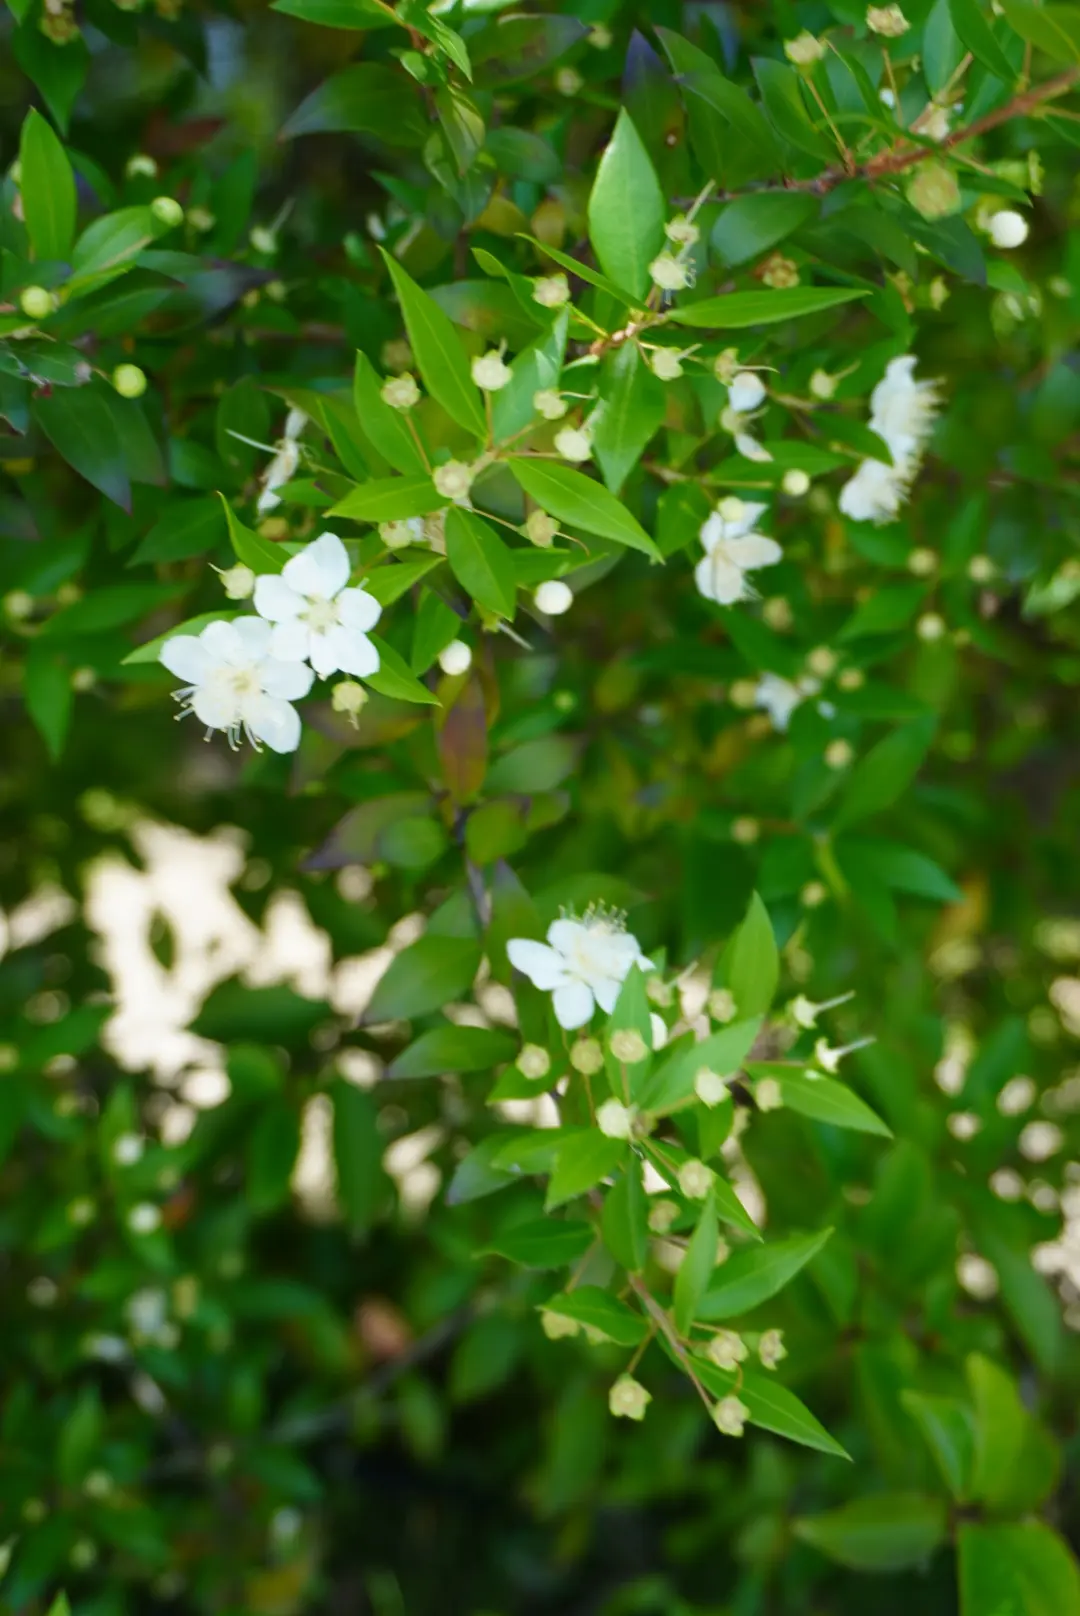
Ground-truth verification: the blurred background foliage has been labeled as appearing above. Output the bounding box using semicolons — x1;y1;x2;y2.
4;0;1080;1612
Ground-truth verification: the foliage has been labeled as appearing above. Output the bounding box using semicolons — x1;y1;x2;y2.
3;0;1080;1611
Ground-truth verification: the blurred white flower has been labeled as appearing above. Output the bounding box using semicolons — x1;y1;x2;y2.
256;408;307;515
728;372;766;414
696;502;781;605
988;209;1029;249
754;672;818;732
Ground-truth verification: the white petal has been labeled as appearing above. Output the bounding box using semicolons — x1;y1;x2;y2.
191;684;238;730
200;619;245;662
552;980;595;1030
728;373;766;413
507;939;568;991
696;554;746;605
727;534;782;571
159;634;213;682
734;433;773;464
226;617;275;661
593;977;622;1015
324;626;380;679
308;631;342;680
699;512;725;555
270;621;311;663
282;532;350;598
244;694;302;753
337;587;382;633
253;574;303;624
261;658;315;701
546;918;586;955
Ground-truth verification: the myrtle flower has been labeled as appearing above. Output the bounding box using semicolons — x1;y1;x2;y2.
713;1394;750;1437
554;425;592;462
472;348;512;392
160;618;313;753
838;456;914;524
695;500;782;606
727;372;767;414
988;210;1029;249
649;252;692;292
664;214;699;247
253;533;381;680
609;1375;651;1420
708;1330;747;1370
839;355;940;524
507;907;651;1030
256;408;307;515
759;1329;787;1369
866;4;909;35
432;460;474;503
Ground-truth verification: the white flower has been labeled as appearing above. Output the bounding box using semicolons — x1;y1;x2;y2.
988;209;1029;249
869;355;940;459
507;908;651;1030
438;640;472;676
755;1077;783;1111
381;373;420;409
696;502;781;606
535;580;573;616
664;214;699;247
759;1328;787;1368
160;618;314;753
597;1098;635;1139
534;389;568;421
609;1375;651;1420
649;347;684;381
838;455;913;524
695;1067;731;1107
727;372;766;414
127;1203;161;1234
713;1394;750;1437
253;533;381;680
433;460;474;503
533;274;570;308
785;30;826;64
920;103;950;142
256;408;307;515
754;672;818;732
472;350;512;392
219;564;255;601
554;426;592;462
708;1330;748;1370
649;252;691;291
734;432;773;464
866;4;909;35
678;1159;713;1200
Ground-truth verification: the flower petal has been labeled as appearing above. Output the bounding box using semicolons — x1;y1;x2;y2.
270;621;310;663
227;617;275;661
253;574;303;624
325;626;380;679
244;694;302;753
695;554;745;605
261;657;315;701
200;619;245;662
593;976;622;1015
282;532;350;598
727;534;782;571
546;917;585;955
337;587;382;633
308;630;342;680
507;939;568;991
552;980;595;1030
190;684;237;730
699;512;724;555
159;634;212;682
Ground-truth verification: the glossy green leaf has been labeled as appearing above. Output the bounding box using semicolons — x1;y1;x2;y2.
724;892;779;1018
601;1161;649;1271
35;381;130;509
796;1493;948;1571
332;1081;385;1235
130;497;225;566
640;1019;761;1114
753;57;832;159
592;342;667;496
959;1522;1080;1616
381;253;487;439
901;1390;975;1500
699;1229;834;1320
220;496;286;573
999;1;1080;61
949;0;1021;80
281;64;427;143
271;0;394;26
366;636;440;705
365;935;483;1022
667;286;869;329
768;1072;893;1137
20;107;76;263
674;1189;718;1334
329;475;445;523
444;507;516;618
353;352;428;475
545;1130;627;1210
587;109;666;300
508;457;659;557
712;192;818;267
833;714;937;829
389;1025;517;1079
542;1286;647;1346
25;642;72;762
487;1219;593;1268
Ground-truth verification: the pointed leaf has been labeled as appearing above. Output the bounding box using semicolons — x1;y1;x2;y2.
444;507;516;617
20;107;76;262
508;457;659;557
380;252;486;438
699;1228;834;1320
667;286;869;329
587;108;666;300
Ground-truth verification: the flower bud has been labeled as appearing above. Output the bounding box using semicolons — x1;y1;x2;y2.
219;563;255;600
988;209;1029;249
728;372;766;414
534;580;573;615
695;1067;731;1107
112;363;147;399
759;1328;787;1368
707;1329;748;1370
810;368;838;400
127;1202;161;1234
678;1159;713;1200
533;274;570;308
432;460;473;503
555;66;583;96
19;285;55;320
649;347;684;381
525;509;557;547
648;252;691;292
713;1394;749;1437
517;1044;551;1080
917;611;946;641
761;254;799;289
381;373;420;410
825;738;853;769
755;1077;783;1112
541;1309;580;1340
472;349;512;392
648;1198;679;1234
438;640;472;677
785;30;826;65
731;816;759;845
125;153;158;179
664;214;699;247
708;987;736;1023
554;426;592;462
866;4;909;35
610;1028;648;1063
801;880;828;908
597;1098;635;1139
249;225;277;254
534;388;568;421
332;681;368;725
150;196;184;228
609;1374;651;1420
782;468;810;497
906;161;961;220
570;1037;604;1075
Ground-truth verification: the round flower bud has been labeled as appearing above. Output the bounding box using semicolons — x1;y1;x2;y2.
432;460;473;503
112;1132;145;1166
127;1202;162;1234
214;563;254;601
28;1276;58;1307
597;1098;635;1139
825;738;853;769
150;196;184;228
380;518;422;550
68;1196;96;1227
382;339;413;372
707;1329;748;1370
570;1037;604;1076
988;209;1029;249
713;1394;749;1437
555;66;583;97
762;254;799;289
695;1067;731;1107
525;509;557;547
718;496;746;523
249;225;277;255
805;646;837;679
648;1197;679;1234
609;1374;651;1421
729;678;759;709
907;547;938;576
588;21;612;47
838;667;865;690
648;252;691;292
381;373;420;410
731;816;759;845
649;347;684;381
534;389;568;421
70;1539;98;1570
554;426;592;462
438;640;472;677
664;214;699;247
917;611;946;641
610;1028;648;1064
83;1469;114;1499
801;880;828;908
646;974;673;1008
541;1309;580;1340
785;30;826;65
708;987;736;1023
728;372;766;414
533;274;570;308
534;579;573;616
782;468;811;497
125;153;158;179
755;1077;783;1112
713;348;740;384
517;1044;551;1080
331;681;368;724
187;206;216;233
472;350;512;392
758;1328;787;1368
112;363;147;399
678;1159;714;1200
5;590;34;620
19;285;55;320
906;162;961;220
810;368;838;400
968;554;995;583
866;3;910;35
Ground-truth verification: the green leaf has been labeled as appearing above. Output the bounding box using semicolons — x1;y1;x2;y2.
977;1225;1063;1376
667;286;869;329
57;1387;103;1485
836;839;961;904
329;475;445;523
949;0;1021;81
658;31;782;180
436;87;485;177
592;343;667;496
444;507;517;618
674;1189;718;1334
471;13;589;86
901;1390;975;1500
959;1522;1080;1616
219;495;286;573
40;581;179;638
753;57;832;159
508;457;659;557
271;0;394;27
487;1219;594;1268
25;642;72;762
545;1129;627;1210
767;1071;893;1137
491;308;568;444
281;63;427;144
838;581;928;639
365;557;441;606
69;206;160;288
332;1081;386;1235
724;892;779;1018
796;1493;948;1571
389;1025;517;1078
353;352;428;475
516;236;639;305
365;935;483;1022
711;192;818;268
542;1286;647;1346
130;497;225;566
699;1228;834;1320
366;636;440;705
601;1161;649;1271
967;1352;1029;1508
998;1;1080;62
640;1019;761;1113
924;0;966;94
696;1357;849;1457
20;107;76;263
586;108;666;300
246;1101;300;1213
446;1134;519;1204
46;1597;72;1616
832;714;937;829
35;381;130;509
380;252;486;439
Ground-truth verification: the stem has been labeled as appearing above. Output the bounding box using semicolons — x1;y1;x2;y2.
627;1274;714;1415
